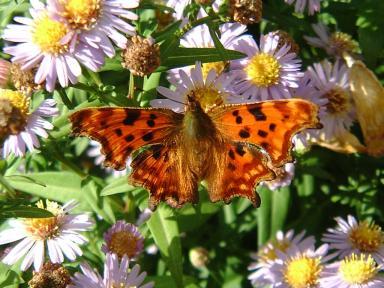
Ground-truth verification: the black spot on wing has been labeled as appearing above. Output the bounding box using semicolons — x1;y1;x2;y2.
248;106;267;121
235;144;246;157
123;110;141;125
142;132;154;142
232;110;239;116
115;128;122;136
239;129;250;138
258;130;268;138
227;163;236;171
125;134;135;142
147;119;155;127
236;116;243;124
269;123;276;131
228;149;235;160
149;113;157;119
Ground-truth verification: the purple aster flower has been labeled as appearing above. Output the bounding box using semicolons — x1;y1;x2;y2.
322;215;384;265
0;89;58;157
230;33;303;101
322;254;384;288
48;0;139;58
2;1;104;92
304;23;360;57
284;0;322;15
102;220;144;260
0;200;93;271
69;253;154;288
306;60;355;141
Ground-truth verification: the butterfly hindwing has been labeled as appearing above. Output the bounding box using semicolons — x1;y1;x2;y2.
210;99;320;167
70;107;182;170
206;142;275;206
129;144;199;209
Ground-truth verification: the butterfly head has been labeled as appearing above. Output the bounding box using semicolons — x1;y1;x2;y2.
185;88;225;112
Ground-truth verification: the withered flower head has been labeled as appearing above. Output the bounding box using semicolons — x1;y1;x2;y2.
0;90;29;142
229;0;263;25
122;36;161;77
10;64;42;95
269;30;300;55
28;262;71;288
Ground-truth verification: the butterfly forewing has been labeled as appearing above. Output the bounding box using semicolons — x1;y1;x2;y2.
209;99;320;167
70;107;182;170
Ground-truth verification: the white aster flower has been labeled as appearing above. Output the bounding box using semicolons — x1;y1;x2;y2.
168;21;251;83
88;140;130;177
304;23;360;57
2;0;104;92
0;89;58;157
230;33;303;101
293;72;328;147
322;215;384;265
284;0;322;15
0;200;93;271
322;254;384;288
306;60;355;140
153;62;236;113
47;0;139;58
69;253;154;288
267;243;330;287
248;230;315;286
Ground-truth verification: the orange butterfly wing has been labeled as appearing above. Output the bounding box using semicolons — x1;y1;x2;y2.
129;144;198;209
209;99;320;167
69;107;182;170
206;142;275;207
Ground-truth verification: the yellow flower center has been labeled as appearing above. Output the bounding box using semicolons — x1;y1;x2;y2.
349;220;384;253
259;239;291;262
339;254;378;285
324;87;350;115
60;0;101;30
201;61;227;79
283;256;322;288
32;14;69;54
0;89;30;135
187;86;226;111
109;231;139;259
244;53;281;87
24;200;64;240
330;32;359;55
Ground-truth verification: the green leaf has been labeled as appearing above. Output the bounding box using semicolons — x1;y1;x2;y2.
6;172;114;222
160;47;246;70
270;187;290;236
0;263;23;288
257;187;272;246
100;177;137;196
146;206;184;288
0;207;53;219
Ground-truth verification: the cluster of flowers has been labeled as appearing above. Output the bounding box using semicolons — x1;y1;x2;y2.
0;200;153;287
248;215;384;287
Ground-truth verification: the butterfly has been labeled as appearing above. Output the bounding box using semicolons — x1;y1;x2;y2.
70;96;320;210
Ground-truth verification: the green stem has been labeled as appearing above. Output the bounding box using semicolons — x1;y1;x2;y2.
58;89;75;109
128;73;135;100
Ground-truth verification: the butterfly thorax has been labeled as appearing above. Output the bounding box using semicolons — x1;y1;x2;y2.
181;99;224;176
